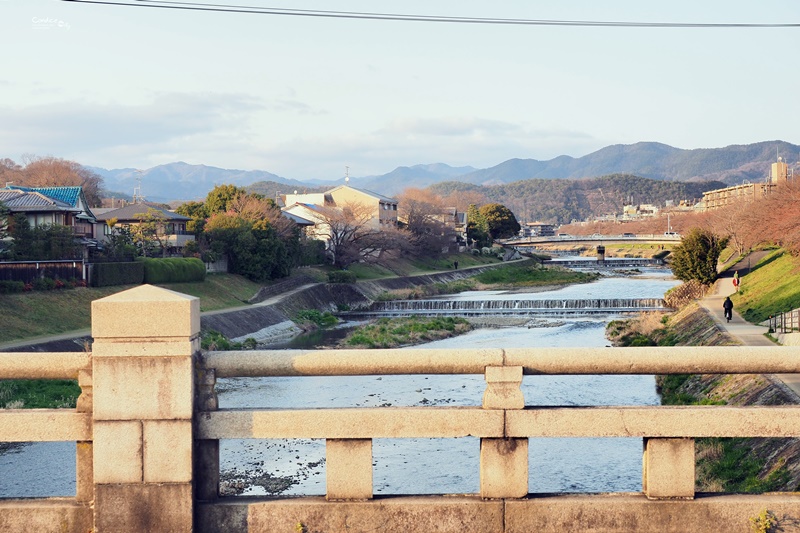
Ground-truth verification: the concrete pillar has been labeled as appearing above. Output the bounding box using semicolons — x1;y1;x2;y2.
481;366;528;499
642;437;695;500
326;438;373;500
91;285;199;532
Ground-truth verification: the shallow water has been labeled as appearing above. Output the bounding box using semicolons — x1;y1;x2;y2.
217;270;676;496
0;269;677;498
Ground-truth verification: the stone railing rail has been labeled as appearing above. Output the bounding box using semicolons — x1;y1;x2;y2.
2;284;800;533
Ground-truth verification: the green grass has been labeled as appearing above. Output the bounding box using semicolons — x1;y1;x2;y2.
343;317;471;348
0;379;81;409
731;250;800;323
339;253;503;279
0;273;262;343
474;263;599;287
698;438;791;493
157;273;263;311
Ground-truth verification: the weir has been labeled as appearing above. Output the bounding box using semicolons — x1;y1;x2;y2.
346;297;671;317
546;258;666;268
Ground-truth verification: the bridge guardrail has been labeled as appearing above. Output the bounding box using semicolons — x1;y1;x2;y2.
3;285;800;533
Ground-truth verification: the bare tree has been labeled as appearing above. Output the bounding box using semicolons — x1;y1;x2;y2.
227;194;297;240
313;201;397;269
398;188;453;255
12;156;104;206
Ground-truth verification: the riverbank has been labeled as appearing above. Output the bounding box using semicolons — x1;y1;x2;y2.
609;295;800;493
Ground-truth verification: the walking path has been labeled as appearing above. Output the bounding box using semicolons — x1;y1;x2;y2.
699;272;800;399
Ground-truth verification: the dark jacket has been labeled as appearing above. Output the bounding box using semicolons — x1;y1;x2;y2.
723;298;733;311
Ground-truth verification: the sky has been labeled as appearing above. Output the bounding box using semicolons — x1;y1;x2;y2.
2;1;799;181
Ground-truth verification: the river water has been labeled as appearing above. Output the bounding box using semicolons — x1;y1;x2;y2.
0;266;677;498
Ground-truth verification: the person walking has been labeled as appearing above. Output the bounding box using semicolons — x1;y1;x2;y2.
733;270;740;292
723;296;734;322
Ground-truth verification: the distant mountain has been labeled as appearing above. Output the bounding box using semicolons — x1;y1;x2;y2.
431;174;727;225
457;141;800;186
87;141;798;202
89;162;307;203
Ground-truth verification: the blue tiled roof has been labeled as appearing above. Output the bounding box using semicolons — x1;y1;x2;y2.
6;185;81;208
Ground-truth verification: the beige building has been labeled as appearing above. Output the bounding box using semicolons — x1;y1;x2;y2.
283;184;398;231
701;157;794;211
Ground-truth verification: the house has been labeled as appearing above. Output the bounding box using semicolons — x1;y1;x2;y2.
1;185;97;237
281;202;334;243
0;185;99;257
93;203;194;256
284;184;399;229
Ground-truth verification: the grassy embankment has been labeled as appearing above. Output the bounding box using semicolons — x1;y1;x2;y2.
727;248;800;324
0;252;503;407
0;273;264;409
608;249;800;493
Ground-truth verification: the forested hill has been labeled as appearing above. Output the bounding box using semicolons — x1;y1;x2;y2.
430;174;726;224
455;140;799;187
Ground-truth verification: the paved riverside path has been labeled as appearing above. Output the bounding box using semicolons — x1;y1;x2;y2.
699;275;800;398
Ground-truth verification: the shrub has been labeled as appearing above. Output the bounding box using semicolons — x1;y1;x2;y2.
0;280;25;294
201;330;255;351
92;261;145;287
327;270;357;284
32;277;56;291
295;309;338;328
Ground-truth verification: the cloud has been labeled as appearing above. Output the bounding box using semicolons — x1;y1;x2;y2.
381;117;523;137
272;99;328;115
0;92;263;163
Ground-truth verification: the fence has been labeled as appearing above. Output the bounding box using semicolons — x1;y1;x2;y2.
0;259;85;283
771;309;800;334
2;284;800;532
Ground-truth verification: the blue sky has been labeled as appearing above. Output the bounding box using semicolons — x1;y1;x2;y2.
2;1;798;180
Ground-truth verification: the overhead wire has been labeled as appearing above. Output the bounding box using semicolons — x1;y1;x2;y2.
60;0;800;28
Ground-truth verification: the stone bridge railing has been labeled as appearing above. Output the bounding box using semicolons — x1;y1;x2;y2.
2;284;800;532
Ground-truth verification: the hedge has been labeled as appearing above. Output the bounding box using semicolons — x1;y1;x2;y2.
141;257;206;284
92;261;145;287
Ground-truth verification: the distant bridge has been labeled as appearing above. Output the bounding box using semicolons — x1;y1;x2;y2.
504;233;682;247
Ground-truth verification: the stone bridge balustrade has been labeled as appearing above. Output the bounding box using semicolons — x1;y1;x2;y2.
3;285;800;532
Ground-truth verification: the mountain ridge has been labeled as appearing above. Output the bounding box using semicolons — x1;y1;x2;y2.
89;140;799;202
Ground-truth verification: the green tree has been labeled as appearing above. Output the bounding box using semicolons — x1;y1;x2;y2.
466;204;491;248
174;200;208;234
670;228;728;285
131;208;172;257
205;184;246;215
479;203;521;239
204;212;293;282
7;215;82;260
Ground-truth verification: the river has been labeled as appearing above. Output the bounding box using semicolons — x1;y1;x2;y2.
0;266;677;498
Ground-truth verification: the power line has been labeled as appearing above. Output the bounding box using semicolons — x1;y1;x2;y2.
60;1;800;28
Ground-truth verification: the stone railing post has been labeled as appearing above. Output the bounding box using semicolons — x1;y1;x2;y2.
642;437;695;500
195;366;220;501
91;285;199;532
75;367;93;504
326;439;373;500
481;365;527;499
